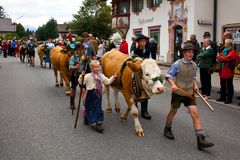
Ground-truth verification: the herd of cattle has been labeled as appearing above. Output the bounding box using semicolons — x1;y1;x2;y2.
19;43;165;136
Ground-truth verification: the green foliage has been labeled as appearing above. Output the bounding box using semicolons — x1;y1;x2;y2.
45;18;58;39
25;28;31;36
16;23;26;38
69;0;114;39
4;33;19;40
35;18;58;41
35;25;46;41
0;6;7;18
0;33;3;40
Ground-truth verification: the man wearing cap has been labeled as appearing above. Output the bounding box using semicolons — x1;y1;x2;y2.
69;42;84;110
132;34;151;120
164;41;214;150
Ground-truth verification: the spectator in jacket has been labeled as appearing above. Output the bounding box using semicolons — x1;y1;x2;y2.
130;35;137;53
148;38;157;60
216;39;237;104
190;34;200;62
119;35;128;54
197;38;214;99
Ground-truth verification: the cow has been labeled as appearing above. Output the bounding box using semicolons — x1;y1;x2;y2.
36;44;47;68
19;44;28;63
50;45;85;96
101;49;165;137
50;46;72;96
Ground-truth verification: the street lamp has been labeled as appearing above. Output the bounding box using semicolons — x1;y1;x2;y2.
13;15;23;39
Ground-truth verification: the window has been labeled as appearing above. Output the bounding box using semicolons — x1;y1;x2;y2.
148;25;161;55
147;0;162;8
133;28;142;37
132;0;143;13
119;1;129;14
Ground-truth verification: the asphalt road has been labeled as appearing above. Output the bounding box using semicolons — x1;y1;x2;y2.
0;57;240;160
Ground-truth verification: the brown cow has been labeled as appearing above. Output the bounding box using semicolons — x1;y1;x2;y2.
50;46;72;96
102;49;165;136
19;44;28;63
36;44;46;68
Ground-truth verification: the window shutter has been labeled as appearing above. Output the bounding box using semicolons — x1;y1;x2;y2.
147;0;152;8
139;0;143;10
132;0;136;12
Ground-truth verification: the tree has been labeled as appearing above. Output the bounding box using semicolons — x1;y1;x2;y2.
45;18;58;39
69;0;114;39
35;25;46;41
16;23;26;38
25;28;31;37
0;6;7;18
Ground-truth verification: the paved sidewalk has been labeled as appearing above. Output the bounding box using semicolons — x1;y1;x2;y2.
160;65;240;109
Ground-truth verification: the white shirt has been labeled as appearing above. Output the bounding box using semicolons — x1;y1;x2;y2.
46;42;55;49
97;44;105;58
78;73;115;91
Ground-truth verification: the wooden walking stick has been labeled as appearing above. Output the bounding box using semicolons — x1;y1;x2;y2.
74;62;88;128
195;91;214;112
74;73;85;128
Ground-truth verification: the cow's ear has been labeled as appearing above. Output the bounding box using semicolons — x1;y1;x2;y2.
60;48;68;54
126;61;141;72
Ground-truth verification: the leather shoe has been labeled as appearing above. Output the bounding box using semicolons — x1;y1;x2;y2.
141;112;152;120
236;96;240;100
164;127;175;140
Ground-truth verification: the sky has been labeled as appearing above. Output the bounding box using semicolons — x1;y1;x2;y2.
1;0;84;30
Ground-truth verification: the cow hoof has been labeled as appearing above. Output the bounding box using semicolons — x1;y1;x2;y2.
106;108;112;113
60;83;64;87
136;130;144;137
120;116;127;123
115;108;120;113
66;92;70;96
55;84;59;87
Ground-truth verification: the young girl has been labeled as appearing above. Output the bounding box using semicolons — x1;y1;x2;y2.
78;60;117;133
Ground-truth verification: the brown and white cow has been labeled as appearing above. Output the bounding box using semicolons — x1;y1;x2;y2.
50;46;72;96
101;49;165;136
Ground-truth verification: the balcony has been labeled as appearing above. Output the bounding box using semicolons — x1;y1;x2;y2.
112;0;130;35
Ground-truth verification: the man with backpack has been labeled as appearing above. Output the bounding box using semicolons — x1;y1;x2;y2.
28;39;36;67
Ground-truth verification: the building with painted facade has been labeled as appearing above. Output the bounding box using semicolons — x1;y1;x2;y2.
111;0;240;63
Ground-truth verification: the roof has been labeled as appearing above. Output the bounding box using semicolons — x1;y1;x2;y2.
57;24;68;33
0;18;15;32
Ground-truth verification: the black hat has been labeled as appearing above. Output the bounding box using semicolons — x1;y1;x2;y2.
181;41;197;52
135;34;149;42
203;31;211;38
